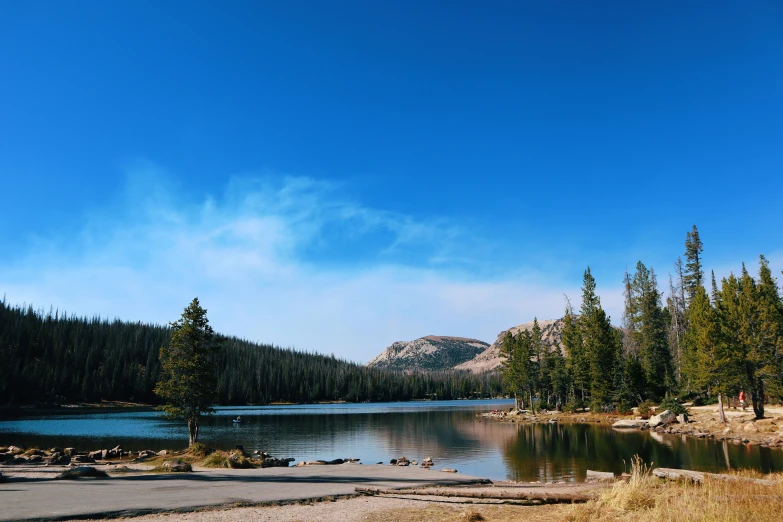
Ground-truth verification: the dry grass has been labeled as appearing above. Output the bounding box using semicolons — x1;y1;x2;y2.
567;457;783;522
202;450;254;469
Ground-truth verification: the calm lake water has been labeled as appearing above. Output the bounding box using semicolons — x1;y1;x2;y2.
2;400;782;481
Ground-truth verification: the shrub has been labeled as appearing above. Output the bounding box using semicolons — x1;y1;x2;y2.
637;400;655;419
563;398;585;413
615;401;634;415
692;395;719;407
658;396;688;416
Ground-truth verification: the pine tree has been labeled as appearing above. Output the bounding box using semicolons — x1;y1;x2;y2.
579;268;620;412
562;302;588;407
154;298;218;446
683;225;704;305
636;266;672;399
720;260;783;418
756;256;783;401
682;285;738;422
667;263;686;383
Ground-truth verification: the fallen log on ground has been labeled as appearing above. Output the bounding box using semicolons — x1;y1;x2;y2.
355;487;593;503
586;470;615;481
653;468;774;486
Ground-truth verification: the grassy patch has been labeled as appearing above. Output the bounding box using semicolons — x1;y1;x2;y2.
187;442;212;458
202;451;231;468
566;457;783;522
202;450;254;469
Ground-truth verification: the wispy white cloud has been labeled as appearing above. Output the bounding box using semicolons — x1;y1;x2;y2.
1;165;628;363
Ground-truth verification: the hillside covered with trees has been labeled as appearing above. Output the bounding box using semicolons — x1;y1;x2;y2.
500;225;783;418
0;301;503;407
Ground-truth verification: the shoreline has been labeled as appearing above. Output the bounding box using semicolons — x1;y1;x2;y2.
1;397;511;418
478;404;783;449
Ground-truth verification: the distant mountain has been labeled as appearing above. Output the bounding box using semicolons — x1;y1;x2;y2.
455;318;566;372
366;335;490;372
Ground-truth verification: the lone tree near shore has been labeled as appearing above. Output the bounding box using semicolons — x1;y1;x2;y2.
154;298;218;446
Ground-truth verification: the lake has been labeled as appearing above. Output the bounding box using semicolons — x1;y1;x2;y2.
2;400;782;481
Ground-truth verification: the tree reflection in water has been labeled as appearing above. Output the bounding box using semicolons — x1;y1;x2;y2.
501;422;783;482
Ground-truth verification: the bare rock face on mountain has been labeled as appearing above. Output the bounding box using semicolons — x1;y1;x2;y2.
455;318;566;372
366;336;490;372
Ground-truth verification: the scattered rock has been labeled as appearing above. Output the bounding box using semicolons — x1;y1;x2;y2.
137;450;156;459
649;410;676;428
396;457;410;466
49;453;71;465
677;413;688;424
297;459;345;466
260;457;294;468
57;466;108;479
440;468;458;473
161;460;192;472
612;419;649;429
157;450;169;456
389;459;397;465
71;455;95;464
743;423;759;433
64;448;76;456
88;450;104;460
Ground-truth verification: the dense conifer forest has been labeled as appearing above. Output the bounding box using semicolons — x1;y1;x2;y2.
500;226;783;418
0;301;503;407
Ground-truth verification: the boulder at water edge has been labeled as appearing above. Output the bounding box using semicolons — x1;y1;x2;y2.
612;419;649;429
649;410;676;428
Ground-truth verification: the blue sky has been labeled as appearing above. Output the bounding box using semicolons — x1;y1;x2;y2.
1;2;782;362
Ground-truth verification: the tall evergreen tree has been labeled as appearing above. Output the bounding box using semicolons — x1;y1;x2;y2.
666;265;686;383
562;301;588;405
579;268;620;412
636;265;672;399
682;285;738;422
500;330;534;409
154;298;218;446
718;261;783;418
683;225;704;305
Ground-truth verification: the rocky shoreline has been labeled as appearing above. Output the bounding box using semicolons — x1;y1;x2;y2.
0;443;454;482
479;404;783;449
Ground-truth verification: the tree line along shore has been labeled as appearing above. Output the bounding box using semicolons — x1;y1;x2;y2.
0;299;503;410
497;225;783;422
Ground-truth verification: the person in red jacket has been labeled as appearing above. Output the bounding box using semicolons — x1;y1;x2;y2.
739;390;746;411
